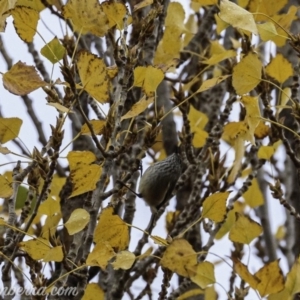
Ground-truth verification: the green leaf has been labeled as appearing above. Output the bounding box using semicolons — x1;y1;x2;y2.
15;185;36;212
40;37;66;64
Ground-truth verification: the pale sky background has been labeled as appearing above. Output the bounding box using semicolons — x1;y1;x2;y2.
0;1;288;299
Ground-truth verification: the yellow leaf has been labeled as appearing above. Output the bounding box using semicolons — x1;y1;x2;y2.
222;121;250;183
121;96;154;120
0;117;22;144
40;37;66;64
62;0;109;36
0;0;16;32
191;0;201;10
230;37;242;49
258;140;281;160
154;3;185;64
44;174;66;202
266;54;293;84
137;247;153;260
157;149;167;161
190;261;216;289
219;0;258;34
229;213;263;244
255;260;285;297
67;151;102;197
111;250;136;270
215;13;229;35
0;145;10;154
47;103;72;113
16;0;45;11
270;6;297;46
166;210;180;233
237;0;249;8
106;65;118;79
241;95;261;144
94;207;129;251
19;238;51;260
197;75;230;93
243;178;264;208
82;283;105;300
216;201;245;239
49;0;62;10
151;131;164;153
151;235;169;246
258;145;274;160
65;208;90;235
228;136;245;183
249;0;288;22
77;50;110;103
86;240;115;269
68;150;95;170
8;6;39;42
202;192;230;222
43;246;63;262
41;212;61;240
257;22;277;41
133;0;153;12
285;257;300;295
3;61;47;95
188;106;208;129
192;128;208;148
210;41;226;55
213;66;223;77
222;121;249;144
157;59;179;73
192;0;218;5
101;2;127;30
188;106;209;147
203;50;236;65
177;289;204;300
278;87;291;115
232;52;262;95
81;120;106;135
39;198;60;216
165;2;185;28
133;66;164;96
268;288;291;300
154;25;182;64
160;239;197;278
233;259;260;289
275;225;286;241
204;286;218;300
70;165;101;197
254;121;269;139
183;15;197;47
0;174;13;198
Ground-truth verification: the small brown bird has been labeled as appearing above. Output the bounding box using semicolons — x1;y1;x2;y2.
138;152;182;211
117;152;182;233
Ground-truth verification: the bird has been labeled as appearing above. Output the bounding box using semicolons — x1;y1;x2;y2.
117;152;182;233
138;152;182;212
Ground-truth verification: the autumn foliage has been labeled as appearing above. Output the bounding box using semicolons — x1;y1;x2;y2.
1;0;300;299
